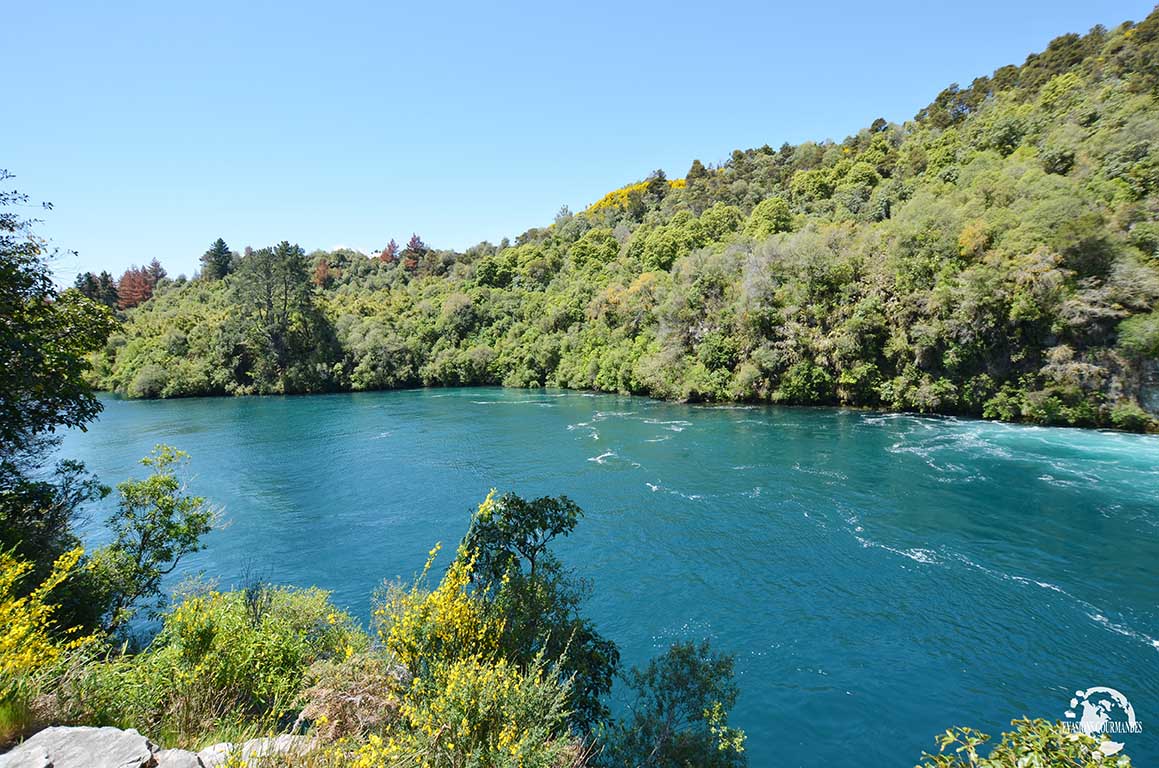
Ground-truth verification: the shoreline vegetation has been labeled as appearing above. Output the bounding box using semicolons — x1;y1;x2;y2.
96;383;1159;434
1;475;1137;767
2;6;1156;768
75;10;1159;434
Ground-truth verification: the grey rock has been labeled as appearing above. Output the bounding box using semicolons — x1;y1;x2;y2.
0;743;52;768
195;743;232;768
1;726;154;768
1141;360;1159;414
239;734;316;758
0;726;313;768
154;748;205;768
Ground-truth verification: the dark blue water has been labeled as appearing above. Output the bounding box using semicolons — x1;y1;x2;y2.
61;388;1159;766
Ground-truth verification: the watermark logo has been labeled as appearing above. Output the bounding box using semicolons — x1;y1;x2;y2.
1063;686;1142;754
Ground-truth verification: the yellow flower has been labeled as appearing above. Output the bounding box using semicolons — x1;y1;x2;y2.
0;547;95;691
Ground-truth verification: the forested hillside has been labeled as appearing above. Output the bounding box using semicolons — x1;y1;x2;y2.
85;10;1159;431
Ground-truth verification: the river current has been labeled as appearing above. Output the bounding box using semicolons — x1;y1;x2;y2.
61;388;1159;766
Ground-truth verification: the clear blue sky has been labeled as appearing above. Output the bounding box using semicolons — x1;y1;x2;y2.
4;0;1155;281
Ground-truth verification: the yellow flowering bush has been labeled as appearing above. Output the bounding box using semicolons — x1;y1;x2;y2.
376;541;502;676
1;547;95;742
0;547;93;698
351;653;574;768
356;493;580;767
586;178;686;213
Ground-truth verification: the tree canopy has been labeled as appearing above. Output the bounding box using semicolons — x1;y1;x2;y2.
87;10;1159;432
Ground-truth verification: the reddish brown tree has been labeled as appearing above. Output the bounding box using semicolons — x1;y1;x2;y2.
117;266;154;309
379;239;399;263
401;234;426;272
312;259;334;288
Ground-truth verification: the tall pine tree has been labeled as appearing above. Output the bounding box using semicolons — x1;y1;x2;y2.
146;257;166;285
95;271;119;308
200;237;234;280
73;272;99;299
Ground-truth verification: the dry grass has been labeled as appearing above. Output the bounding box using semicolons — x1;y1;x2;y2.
297;653;407;742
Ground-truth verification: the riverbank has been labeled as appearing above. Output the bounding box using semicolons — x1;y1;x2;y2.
93;382;1159;435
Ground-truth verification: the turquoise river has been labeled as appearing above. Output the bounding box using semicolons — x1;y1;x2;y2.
61;388;1159;767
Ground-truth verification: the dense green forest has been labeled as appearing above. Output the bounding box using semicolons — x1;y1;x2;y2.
0;202;1135;765
80;13;1159;430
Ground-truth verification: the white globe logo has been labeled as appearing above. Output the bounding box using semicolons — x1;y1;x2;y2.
1064;686;1141;754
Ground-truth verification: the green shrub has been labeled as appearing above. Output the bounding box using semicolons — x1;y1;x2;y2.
917;718;1132;767
52;584;368;746
982;387;1024;422
699;203;744;240
775;361;833;404
1022;388;1099;427
128;363;170;399
600;641;746;768
744;197;792;238
1117;312;1159;359
1110;401;1152;432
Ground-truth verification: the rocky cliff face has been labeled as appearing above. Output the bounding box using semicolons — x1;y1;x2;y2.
0;726;315;768
1140;360;1159;415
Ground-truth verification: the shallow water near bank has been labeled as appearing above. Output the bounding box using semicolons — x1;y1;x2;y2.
62;388;1159;767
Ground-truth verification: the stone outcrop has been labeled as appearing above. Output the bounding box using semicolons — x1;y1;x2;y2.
0;726;317;768
194;743;231;768
0;727;154;768
155;748;204;768
1140;360;1159;414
